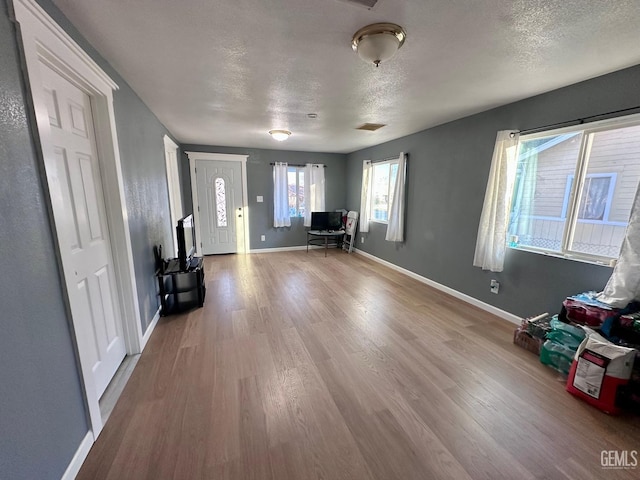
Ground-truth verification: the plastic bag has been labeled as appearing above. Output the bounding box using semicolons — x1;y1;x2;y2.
546;317;586;349
540;340;574;375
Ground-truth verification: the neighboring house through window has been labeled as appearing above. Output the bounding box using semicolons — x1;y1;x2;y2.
508;119;640;260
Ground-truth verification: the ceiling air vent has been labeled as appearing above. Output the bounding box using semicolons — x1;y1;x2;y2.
337;0;379;10
356;123;386;131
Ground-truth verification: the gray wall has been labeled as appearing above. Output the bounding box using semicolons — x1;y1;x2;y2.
0;1;88;478
35;0;178;332
347;65;640;318
113;87;175;330
181;145;348;250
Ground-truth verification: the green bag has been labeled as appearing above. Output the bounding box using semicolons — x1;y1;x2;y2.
539;340;574;375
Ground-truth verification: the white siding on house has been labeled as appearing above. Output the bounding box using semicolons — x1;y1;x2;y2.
510;123;640;258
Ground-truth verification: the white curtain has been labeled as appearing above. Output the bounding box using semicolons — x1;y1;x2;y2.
303;164;325;227
359;160;372;233
597;182;640;307
473;131;519;272
386;152;406;242
273;162;291;227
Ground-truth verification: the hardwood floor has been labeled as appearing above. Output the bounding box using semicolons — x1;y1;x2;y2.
79;251;640;479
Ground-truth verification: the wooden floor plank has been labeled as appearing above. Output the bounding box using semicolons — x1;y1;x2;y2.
77;251;640;479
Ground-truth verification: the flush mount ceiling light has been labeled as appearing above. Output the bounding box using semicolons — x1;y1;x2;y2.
352;22;406;67
269;129;291;141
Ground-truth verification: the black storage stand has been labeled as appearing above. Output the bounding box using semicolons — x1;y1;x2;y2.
157;257;206;315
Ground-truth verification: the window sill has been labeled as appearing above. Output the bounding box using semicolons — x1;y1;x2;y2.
508;245;616;268
369;219;388;225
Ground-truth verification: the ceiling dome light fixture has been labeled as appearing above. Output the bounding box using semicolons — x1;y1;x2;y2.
352;22;406;67
269;129;291;141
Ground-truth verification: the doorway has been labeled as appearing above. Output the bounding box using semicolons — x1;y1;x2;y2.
164;135;183;256
186;152;250;254
14;0;144;438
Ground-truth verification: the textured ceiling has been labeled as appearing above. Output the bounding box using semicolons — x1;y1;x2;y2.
52;0;640;153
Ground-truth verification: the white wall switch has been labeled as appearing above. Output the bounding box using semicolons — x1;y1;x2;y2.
257;196;263;203
361;237;364;243
261;235;266;241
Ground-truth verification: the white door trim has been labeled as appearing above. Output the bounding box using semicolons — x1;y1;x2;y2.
163;135;182;256
13;0;144;438
186;152;250;254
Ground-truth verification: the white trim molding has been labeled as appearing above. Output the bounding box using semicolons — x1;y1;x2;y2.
141;308;162;350
186;152;250;254
11;0;117;91
249;245;323;253
355;249;522;325
163;135;182;256
60;431;93;480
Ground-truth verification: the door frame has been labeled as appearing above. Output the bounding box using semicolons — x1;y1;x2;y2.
13;0;144;438
163;135;182;256
186;152;250;254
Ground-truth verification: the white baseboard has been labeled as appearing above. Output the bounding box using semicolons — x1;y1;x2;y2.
140;308;161;351
249;245;323;253
355;249;522;325
61;431;93;480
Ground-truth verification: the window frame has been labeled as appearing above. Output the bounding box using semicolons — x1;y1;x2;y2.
369;159;399;225
509;114;640;264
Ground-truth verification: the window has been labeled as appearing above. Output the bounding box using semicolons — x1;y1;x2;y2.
370;160;399;223
287;166;305;217
561;173;616;222
508;119;640;260
215;177;227;227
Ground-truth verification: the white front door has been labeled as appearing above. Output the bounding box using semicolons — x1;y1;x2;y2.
195;159;243;254
41;62;126;399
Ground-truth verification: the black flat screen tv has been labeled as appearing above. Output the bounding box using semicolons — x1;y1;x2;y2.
310;211;343;231
177;214;196;271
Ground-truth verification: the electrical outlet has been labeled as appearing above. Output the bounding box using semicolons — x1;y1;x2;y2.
361;237;364;243
261;235;266;241
257;196;263;203
490;279;500;294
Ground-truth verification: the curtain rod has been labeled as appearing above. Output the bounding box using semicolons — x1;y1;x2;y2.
512;105;640;137
269;163;326;167
367;154;403;164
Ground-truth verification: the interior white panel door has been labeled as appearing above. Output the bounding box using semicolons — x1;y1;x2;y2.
196;159;243;254
41;62;126;399
164;136;182;256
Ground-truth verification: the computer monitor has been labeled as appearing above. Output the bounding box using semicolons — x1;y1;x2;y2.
310;212;328;230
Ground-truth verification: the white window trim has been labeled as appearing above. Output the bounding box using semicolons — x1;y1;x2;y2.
509;112;640;264
369;159;399;225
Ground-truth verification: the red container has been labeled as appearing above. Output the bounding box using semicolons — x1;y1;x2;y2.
561;298;617;328
566;334;636;414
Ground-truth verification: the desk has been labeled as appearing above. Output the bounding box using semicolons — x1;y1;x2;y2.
307;230;345;257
